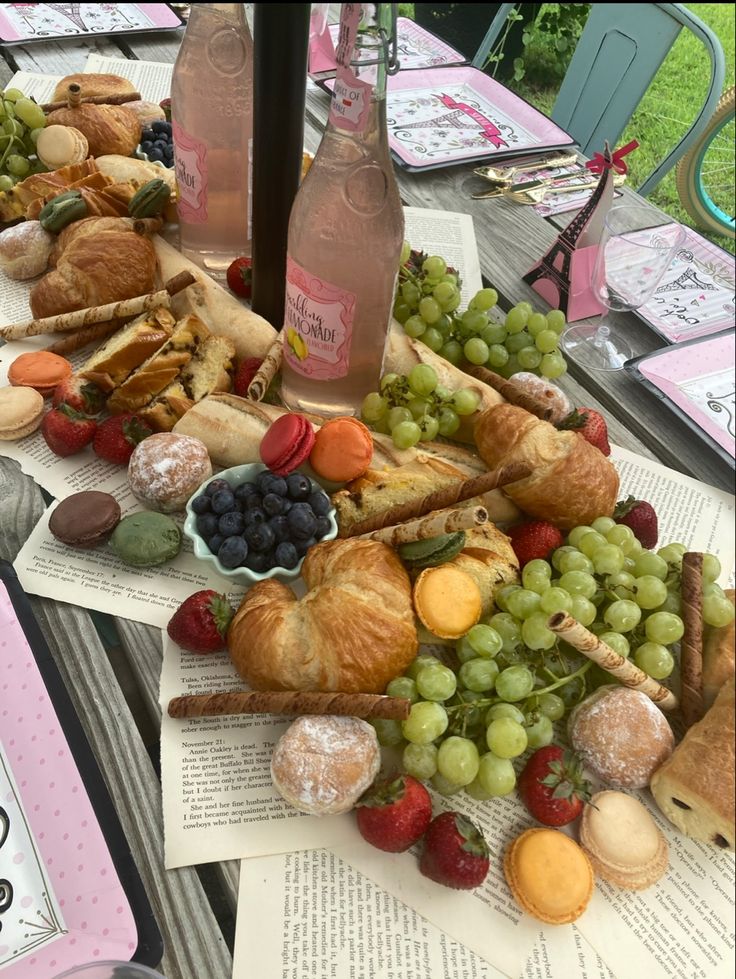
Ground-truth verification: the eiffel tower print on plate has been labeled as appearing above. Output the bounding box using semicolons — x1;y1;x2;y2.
634;225;735;343
0;3;184;44
323;66;575;171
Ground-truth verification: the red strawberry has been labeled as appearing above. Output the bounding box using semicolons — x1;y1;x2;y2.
507;520;564;566
559;407;611;456
614;496;658;550
52;375;105;414
93;414;153;465
167;590;234;654
356;774;432;852
233;357;263;397
419;811;490;890
518;745;592;827
226;256;253;299
41;404;97;457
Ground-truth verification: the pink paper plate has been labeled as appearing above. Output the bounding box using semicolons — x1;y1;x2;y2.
0;3;183;44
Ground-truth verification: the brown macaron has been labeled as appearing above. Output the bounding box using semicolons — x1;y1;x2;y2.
49;491;122;548
0;386;45;440
580;791;668;890
8;350;73;397
504;828;594;924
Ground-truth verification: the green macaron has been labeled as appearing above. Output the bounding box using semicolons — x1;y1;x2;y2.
110;511;182;567
398;531;467;570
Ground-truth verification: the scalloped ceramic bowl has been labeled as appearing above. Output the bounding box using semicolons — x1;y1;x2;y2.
183;463;338;587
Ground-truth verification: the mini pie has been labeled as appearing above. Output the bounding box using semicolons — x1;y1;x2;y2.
504;828;594;924
413;564;482;639
580;791;668;890
0;386;45;440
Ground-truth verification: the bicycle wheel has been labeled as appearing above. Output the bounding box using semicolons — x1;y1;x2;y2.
676;86;735;240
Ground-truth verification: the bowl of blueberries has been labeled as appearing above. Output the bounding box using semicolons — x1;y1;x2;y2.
183;463;338;586
136;119;175;168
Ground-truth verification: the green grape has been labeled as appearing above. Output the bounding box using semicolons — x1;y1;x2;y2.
418;296;441;325
481;322;507;345
431;772;464;796
592;516;617;534
540;352;567;378
657;542;686;567
455;636;480;664
487;343;509;368
634;642;674;679
488;612;521;653
392;420;422;449
403;742;438;780
387;406;412;429
458;658;499;693
466;623;503;658
503;329;530;355
461;309;489;334
0;174;14;191
592;544;625;575
526;312;548;337
464;337;490;365
5;153;29;178
422;255;447;278
645;611;684;644
486;717;528;758
659;590;682;616
506;588;541;620
632;551;668;580
578;531;608;558
416;663;457;701
633;575;668;609
437;407;460;437
598;631;630;657
568;526;595;548
404;314;427;338
522;559;553;593
3;117;23;137
434;314;452;336
419;414;440;441
535;692;566;721
570;595;597;626
402;700;448;744
405;654;441;679
516;346;543;370
524;713;554;749
380;372;400;391
534;329;559;354
516;301;533;314
401;281;420;305
453;388;481;416
521;612;556;650
465;777;495;801
702;553;721;583
546;309;566;333
703;582;725;597
361;391;388;422
605;524;634;548
558;550;594;574
422;327;444;352
386;676;419;703
621;536;643;558
399;240;411;264
394;300;412;323
372;417;390;435
370;718;405;747
494;584;520;612
477;752;516;795
3;88;24;102
437;736;480;786
495;665;534;702
605;599;643;632
440;340;463;366
552;546;576;571
433;281;457;307
408;396;431;419
703;593;735;628
408;363;438;396
559;570;597;598
540;587;573;615
13;98;45;130
505;306;529;333
471;287;498;311
485;703;525;726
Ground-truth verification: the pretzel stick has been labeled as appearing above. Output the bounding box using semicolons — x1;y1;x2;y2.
44;320;120;354
681;552;705;728
463;364;554;420
40;91;143;112
362;505;487;545
0;272;195;341
247;334;283;401
167;691;411;721
547;612;678;710
341;462;530;538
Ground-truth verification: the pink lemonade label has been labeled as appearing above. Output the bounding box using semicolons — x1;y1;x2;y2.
284;257;356;381
329;2;372;133
172;121;208;223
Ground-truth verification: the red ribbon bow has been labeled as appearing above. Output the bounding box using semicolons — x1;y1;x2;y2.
586;139;639;175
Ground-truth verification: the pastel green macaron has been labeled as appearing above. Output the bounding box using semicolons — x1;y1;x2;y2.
398;531;467;570
110;511;182;567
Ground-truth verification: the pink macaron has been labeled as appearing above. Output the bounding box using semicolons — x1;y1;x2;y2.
259;413;316;476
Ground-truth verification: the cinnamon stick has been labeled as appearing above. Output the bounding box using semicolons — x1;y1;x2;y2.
463;363;554;420
341;462;530;538
247;334;283;401
361;505;487;545
44;320;119;354
681;552;705;728
40;91;143;112
546;612;678;711
167;690;411;721
0;272;195;341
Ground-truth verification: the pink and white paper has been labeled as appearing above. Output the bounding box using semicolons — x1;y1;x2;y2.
0;3;181;43
325;16;466;73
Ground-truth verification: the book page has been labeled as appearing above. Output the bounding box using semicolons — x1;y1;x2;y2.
3;71;57;102
403;207;483;308
84;53;173;103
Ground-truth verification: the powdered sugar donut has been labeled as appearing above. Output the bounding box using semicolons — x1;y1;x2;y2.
512;372;573;424
128;432;212;512
271;715;380;815
0;221;54;280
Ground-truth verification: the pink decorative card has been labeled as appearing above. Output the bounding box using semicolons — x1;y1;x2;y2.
325;16;466;73
0;4;183;44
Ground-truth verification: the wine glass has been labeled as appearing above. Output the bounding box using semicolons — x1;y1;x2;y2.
52;962;165;979
562;204;687;371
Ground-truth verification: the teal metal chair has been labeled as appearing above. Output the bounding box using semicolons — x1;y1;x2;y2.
471;3;726;196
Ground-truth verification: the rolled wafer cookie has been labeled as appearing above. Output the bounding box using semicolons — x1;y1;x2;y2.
247;334;283;401
680;552;705;728
167;690;411;721
361;505;487;545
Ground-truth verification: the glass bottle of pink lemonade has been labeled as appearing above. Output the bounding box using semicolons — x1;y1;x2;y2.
171;2;253;272
281;2;404;416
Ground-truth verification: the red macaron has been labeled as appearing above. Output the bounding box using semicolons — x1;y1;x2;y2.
259;412;315;476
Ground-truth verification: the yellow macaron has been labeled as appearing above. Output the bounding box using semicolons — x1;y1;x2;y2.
504;828;594;924
413;564;482;639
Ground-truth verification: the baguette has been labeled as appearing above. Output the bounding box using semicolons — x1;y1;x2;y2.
79;306;176;392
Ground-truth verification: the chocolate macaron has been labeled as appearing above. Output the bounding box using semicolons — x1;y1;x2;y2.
49;491;122;548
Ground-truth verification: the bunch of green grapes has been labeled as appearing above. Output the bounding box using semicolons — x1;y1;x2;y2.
372;519;733;801
361;363;481;449
0;88;47;190
393;244;568;380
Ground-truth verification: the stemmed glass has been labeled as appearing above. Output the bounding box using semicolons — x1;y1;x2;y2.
562;204;687;371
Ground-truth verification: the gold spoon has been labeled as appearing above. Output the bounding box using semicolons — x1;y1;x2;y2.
473;152;579;185
506;173;626;205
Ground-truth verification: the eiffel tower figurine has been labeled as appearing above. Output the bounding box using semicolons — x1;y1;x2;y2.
523;143;617;322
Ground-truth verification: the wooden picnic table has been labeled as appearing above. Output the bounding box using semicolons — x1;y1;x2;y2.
0;21;732;979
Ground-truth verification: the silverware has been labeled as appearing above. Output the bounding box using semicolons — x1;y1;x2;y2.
472;152;579;185
506;174;626;205
472;172;626;201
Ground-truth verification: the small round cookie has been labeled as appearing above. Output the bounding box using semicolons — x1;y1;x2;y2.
580;791;668;890
568;686;674;789
8;351;72;397
309;416;373;483
128;432;212;512
271;715;380;815
49;491;121;548
504;828;594;924
109;511;181;567
413;565;482;639
0;386;45;440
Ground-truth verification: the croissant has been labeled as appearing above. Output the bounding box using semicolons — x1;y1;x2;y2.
47;103;140;158
228;539;418;694
474;403;619;530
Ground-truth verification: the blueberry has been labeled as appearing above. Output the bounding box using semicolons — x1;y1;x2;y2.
218;535;248;568
140;140;153;153
287;503;317;539
263;493;284;516
244;551;269;573
196;513;219;539
152;120;172;135
219;510;245;536
164;144;175;158
211;489;236;514
257;470;277;494
286;472;312;501
245;522;276;552
295;536;317;557
208;533;225;554
281;499;293;513
190;494;211;514
142;128;155;141
269;515;290;543
148;147;165;162
275;541;299;569
243;492;265;510
205;478;231;497
235;481;259;501
269;476;288;497
165;159;175;169
308;490;331;516
314;515;332;539
243;507;266;527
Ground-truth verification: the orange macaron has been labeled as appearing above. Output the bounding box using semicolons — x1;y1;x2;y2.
504;828;594;924
309;416;373;483
8;351;72;397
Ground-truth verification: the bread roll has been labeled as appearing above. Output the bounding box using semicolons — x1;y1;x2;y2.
228;538;418;693
474;403;619;529
271;715;380;815
703;589;735;709
51;73;137;102
47;102;140;158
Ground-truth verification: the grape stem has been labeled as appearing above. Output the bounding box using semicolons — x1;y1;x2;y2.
445;661;592;718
